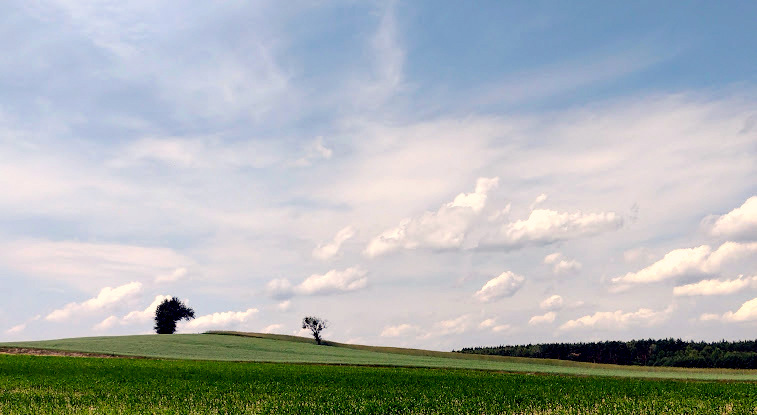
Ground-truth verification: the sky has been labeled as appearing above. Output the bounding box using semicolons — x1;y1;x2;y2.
1;1;756;350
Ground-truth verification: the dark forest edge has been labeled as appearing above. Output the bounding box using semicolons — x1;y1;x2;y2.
455;339;757;369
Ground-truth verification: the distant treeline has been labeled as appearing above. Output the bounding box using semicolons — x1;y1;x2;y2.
456;339;757;369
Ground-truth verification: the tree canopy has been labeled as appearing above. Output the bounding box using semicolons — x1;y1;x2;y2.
154;297;195;334
457;338;757;369
302;316;328;345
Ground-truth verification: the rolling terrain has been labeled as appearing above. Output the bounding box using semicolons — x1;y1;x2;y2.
3;332;757;414
4;331;757;381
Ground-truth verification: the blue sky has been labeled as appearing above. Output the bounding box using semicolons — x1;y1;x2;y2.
1;1;756;350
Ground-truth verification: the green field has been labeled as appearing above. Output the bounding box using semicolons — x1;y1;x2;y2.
3;333;757;414
3;354;757;414
4;332;757;381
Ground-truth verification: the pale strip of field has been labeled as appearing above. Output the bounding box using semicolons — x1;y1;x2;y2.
3;332;757;381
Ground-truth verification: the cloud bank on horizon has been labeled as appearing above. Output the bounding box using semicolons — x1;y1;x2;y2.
1;1;756;350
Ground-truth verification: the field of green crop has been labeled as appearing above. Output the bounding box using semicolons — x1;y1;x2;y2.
5;332;757;381
2;353;757;414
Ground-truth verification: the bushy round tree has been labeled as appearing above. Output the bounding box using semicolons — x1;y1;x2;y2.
154;297;195;334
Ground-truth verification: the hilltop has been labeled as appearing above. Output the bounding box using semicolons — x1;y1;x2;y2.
4;331;757;381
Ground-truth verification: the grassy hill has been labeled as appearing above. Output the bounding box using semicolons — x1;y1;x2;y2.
4;331;757;381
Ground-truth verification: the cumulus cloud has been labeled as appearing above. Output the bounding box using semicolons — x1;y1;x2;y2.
433;314;471;335
155;267;188;283
265;279;295;300
674;275;757;296
122;295;173;324
700;298;757;323
312;226;355;260
266;267;368;299
478;318;497;329
276;300;291;312
559;306;673;331
529;311;556;325
380;323;420;337
296;267;368;295
706;196;757;239
476;318;511;332
474;271;525;303
262;324;284;334
491;324;511;333
481;209;623;250
612;242;757;285
46;282;143;322
543;253;582;275
364;177;499;257
93;316;119;331
540;295;564;311
530;193;548;210
183;308;258;331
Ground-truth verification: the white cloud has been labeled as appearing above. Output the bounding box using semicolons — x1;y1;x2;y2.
478;318;497;329
312;226;355;260
530;193;548;210
674;275;757;297
155;267;188;283
380;323;420;337
122;295;172;324
433;314;471;335
266;267;368;299
46;282;143;322
700;298;757;323
540;295;564;311
265;279;294;300
262;324;284;334
481;209;622;250
529;311;556;325
296;267;368;296
487;204;512;222
559;306;673;331
706;196;757;239
364;177;499;257
5;324;26;334
700;313;721;322
492;324;511;333
183;308;258;331
474;271;525;303
93;316;119;331
612;242;757;285
543;253;582;275
276;300;291;312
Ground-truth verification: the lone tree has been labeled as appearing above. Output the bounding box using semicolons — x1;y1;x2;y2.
302;316;328;345
154;297;195;334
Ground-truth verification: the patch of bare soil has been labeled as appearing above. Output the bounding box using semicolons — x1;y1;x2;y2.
0;347;142;359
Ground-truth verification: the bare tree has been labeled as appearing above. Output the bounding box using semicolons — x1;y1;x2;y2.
302;316;328;345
